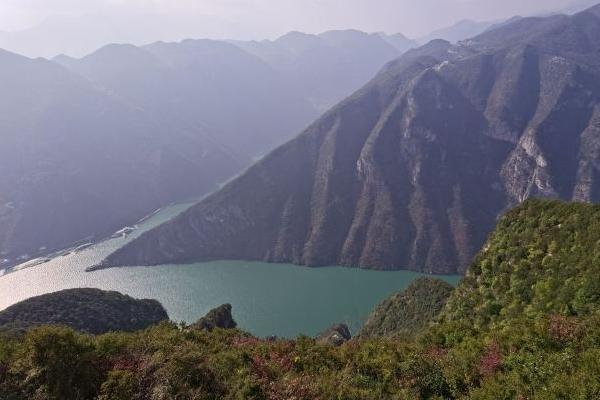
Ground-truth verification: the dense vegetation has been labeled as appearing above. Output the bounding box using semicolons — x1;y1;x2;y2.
1;200;600;399
0;289;168;334
358;277;454;339
441;199;600;328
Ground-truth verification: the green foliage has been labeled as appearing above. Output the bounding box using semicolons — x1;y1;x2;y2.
1;200;600;398
358;277;454;339
0;288;168;334
0;311;598;399
15;326;101;400
441;199;600;330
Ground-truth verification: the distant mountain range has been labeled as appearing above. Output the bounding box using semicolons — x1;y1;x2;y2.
0;13;246;59
101;4;600;274
0;1;592;60
0;29;411;266
230;30;412;111
416;19;494;44
55;39;315;157
0;48;245;263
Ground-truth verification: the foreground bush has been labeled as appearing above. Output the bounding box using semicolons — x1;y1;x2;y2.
0;314;598;399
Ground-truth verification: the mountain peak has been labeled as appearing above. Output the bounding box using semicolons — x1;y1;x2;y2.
0;47;28;62
582;2;600;16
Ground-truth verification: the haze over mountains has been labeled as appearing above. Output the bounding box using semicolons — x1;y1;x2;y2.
0;0;590;59
0;48;245;263
231;30;412;110
55;39;316;156
0;13;245;59
102;4;600;274
0;29;412;267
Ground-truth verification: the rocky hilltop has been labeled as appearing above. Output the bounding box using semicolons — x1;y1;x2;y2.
191;303;237;331
0;288;168;334
102;5;600;273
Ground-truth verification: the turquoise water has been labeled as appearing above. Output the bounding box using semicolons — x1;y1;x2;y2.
0;203;461;338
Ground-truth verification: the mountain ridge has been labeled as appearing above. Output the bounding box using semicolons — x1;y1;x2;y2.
100;6;600;273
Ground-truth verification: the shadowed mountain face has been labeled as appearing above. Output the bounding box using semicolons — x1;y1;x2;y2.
0;49;246;262
102;5;600;274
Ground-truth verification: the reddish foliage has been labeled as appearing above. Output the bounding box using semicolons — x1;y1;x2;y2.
268;375;321;400
251;350;294;379
251;354;272;380
424;346;449;362
548;314;579;343
231;336;263;348
110;353;150;372
478;342;502;377
271;352;294;372
250;348;316;399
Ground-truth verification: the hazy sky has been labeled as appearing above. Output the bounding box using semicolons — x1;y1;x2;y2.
0;0;590;38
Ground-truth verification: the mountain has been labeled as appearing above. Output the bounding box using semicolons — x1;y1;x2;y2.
230;30;406;111
101;5;600;273
56;39;316;156
417;19;493;44
0;288;167;334
1;28;414;266
0;49;245;263
561;0;600;14
377;32;417;53
357;277;454;339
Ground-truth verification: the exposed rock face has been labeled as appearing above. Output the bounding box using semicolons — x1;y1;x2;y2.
0;288;168;334
357;278;454;340
316;323;351;346
102;5;600;274
191;304;237;331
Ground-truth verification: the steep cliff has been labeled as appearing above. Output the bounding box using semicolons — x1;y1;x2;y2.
103;6;600;273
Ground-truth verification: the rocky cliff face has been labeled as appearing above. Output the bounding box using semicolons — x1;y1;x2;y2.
316;323;352;346
191;304;237;331
102;6;600;273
